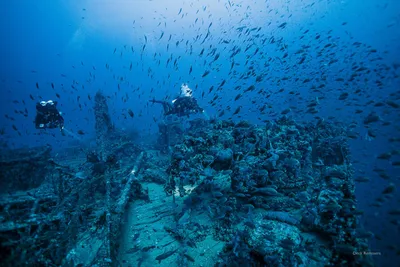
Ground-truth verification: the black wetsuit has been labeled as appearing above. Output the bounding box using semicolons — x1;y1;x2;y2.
171;97;204;116
35;102;64;129
150;97;203;117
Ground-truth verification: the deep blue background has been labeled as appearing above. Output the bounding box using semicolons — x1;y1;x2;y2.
1;0;399;265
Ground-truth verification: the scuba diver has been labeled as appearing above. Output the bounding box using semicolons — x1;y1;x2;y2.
34;100;64;132
149;84;206;153
149;84;204;117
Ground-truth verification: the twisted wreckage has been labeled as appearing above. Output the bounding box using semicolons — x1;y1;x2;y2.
0;91;374;266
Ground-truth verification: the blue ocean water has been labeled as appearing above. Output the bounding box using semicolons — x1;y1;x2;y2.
1;0;399;266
